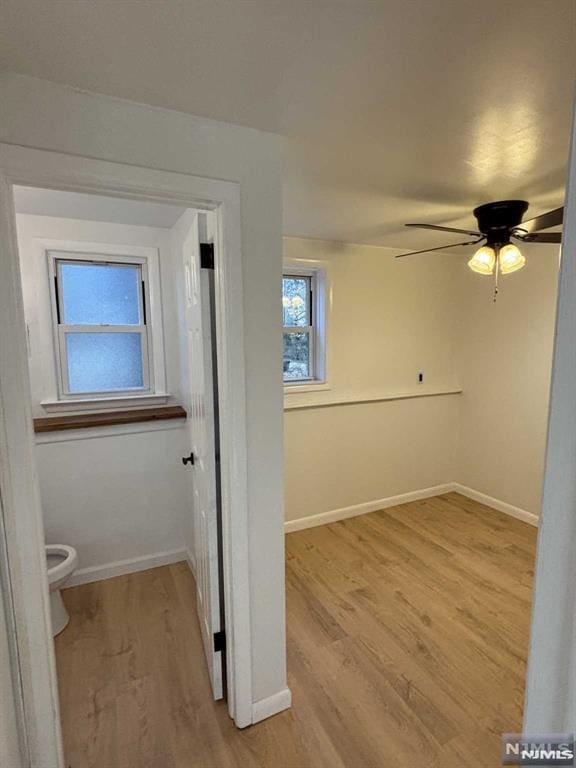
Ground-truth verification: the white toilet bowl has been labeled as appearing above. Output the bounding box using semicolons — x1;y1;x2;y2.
46;544;78;636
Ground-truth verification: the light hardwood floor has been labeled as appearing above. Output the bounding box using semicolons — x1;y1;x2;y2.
56;492;536;767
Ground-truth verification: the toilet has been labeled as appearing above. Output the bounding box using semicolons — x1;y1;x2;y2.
46;544;79;636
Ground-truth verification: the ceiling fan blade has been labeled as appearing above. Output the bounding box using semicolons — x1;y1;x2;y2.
396;238;484;258
405;223;481;237
519;207;563;233
515;231;562;244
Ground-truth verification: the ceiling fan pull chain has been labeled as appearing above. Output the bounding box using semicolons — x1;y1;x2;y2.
493;249;500;303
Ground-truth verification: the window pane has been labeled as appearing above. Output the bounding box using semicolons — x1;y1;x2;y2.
283;332;310;380
65;333;144;392
60;262;141;325
282;276;309;327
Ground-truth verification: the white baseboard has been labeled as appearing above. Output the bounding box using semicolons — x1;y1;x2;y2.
285;482;539;533
284;484;455;533
252;687;292;724
452;483;539;527
185;547;196;575
66;547;187;587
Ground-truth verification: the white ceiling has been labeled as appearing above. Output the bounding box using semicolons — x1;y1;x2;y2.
13;187;186;228
1;0;575;249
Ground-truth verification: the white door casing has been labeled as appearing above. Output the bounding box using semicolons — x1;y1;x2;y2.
0;494;26;767
182;213;223;699
0;173;65;768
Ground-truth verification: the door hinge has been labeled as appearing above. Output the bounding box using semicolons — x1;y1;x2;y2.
213;629;226;653
200;243;214;270
54;275;61;323
181;452;195;466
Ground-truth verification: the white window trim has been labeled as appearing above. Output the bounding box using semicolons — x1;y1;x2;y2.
283;258;330;392
49;252;152;398
40;394;171;412
35;238;168;410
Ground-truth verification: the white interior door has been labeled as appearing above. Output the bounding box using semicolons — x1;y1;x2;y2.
182;214;223;700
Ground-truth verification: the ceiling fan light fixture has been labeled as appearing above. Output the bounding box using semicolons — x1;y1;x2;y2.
468;245;496;275
499;243;526;274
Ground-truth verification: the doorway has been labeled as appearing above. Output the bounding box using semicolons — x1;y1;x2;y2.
16;186;226;756
0;144;253;767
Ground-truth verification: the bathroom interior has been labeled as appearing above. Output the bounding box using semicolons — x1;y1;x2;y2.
13;185;222;760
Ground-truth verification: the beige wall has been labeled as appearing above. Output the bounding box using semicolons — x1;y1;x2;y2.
284;236;559;524
456;244;559;516
286;397;460;521
283;236;462;523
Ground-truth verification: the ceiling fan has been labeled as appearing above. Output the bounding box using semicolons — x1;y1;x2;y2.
398;200;563;280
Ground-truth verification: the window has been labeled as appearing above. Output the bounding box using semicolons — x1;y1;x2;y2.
283;268;326;384
49;251;153;398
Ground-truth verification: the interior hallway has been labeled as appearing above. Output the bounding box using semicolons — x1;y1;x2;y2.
56;492;536;767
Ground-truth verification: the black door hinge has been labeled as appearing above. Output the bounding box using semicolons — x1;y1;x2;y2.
182;452;195;466
213;629;226;653
54;276;62;323
200;243;214;270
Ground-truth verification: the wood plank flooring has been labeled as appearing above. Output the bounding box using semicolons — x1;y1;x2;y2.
55;492;536;767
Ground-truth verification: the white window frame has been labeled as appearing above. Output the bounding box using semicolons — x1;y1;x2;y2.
282;262;328;388
33;238;168;411
48;251;153;399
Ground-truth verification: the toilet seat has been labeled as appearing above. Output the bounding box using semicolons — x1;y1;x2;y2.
46;544;78;586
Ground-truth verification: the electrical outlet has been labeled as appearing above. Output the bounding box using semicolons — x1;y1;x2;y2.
418;372;424;384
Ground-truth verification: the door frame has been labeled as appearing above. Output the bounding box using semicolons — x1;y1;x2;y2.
0;143;253;767
524;101;576;731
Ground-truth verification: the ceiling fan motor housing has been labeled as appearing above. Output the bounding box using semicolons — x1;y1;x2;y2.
473;200;529;244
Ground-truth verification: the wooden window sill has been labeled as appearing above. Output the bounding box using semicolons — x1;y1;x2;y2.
33;405;187;433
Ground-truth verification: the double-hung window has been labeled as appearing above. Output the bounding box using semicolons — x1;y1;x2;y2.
49;251;153;398
283;269;326;384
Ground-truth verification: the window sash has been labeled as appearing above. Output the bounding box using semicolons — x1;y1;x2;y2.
58;326;150;396
282;271;317;382
55;258;145;326
282;273;312;328
283;326;314;381
283;330;315;383
283;271;317;382
51;254;153;398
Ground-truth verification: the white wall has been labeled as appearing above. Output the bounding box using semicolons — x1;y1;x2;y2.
283;237;461;523
456;245;559;516
36;427;188;572
0;73;286;707
16;213;189;573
